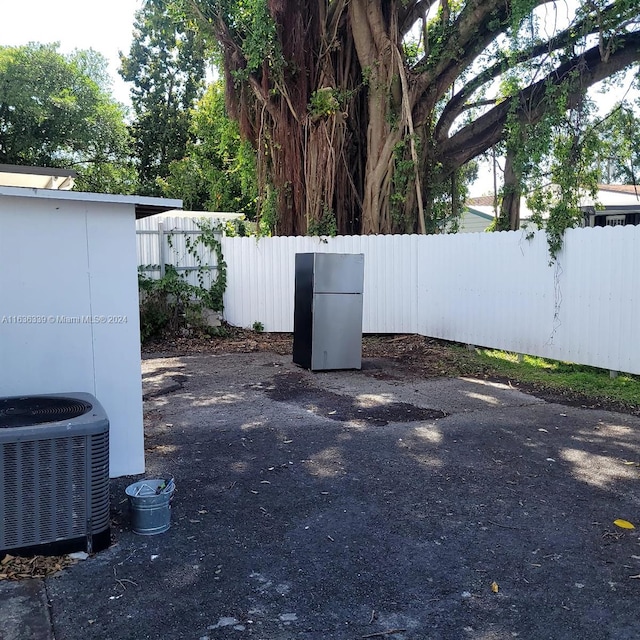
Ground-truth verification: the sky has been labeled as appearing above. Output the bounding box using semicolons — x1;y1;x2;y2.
0;0;143;105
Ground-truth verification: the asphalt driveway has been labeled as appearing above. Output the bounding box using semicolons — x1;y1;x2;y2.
8;351;640;639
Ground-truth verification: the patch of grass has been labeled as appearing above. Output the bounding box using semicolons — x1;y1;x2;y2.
465;348;640;410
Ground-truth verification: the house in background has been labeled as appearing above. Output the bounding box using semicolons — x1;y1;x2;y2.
461;184;640;233
583;184;640;227
0;163;76;190
459;194;498;232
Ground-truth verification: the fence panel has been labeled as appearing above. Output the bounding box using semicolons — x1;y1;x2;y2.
221;227;640;375
417;229;557;353
136;216;220;290
221;235;419;333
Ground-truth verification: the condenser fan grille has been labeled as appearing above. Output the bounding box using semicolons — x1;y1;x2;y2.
0;397;93;428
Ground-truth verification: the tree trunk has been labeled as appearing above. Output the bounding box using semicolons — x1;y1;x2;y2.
349;0;405;234
499;146;522;231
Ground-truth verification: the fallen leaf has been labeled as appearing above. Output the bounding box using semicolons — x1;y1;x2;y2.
614;519;635;530
491;581;499;593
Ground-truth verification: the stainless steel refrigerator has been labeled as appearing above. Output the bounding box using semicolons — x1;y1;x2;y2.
293;252;364;371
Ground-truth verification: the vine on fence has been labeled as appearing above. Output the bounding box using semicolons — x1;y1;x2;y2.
138;219;228;342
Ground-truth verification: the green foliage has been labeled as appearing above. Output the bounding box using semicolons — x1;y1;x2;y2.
484;216;500;232
309;88;339;118
120;0;206;196
307;204;338;237
236;0;282;76
252;321;264;332
189;218;228;313
508;0;540;33
138;265;202;341
523;98;601;260
390;139;417;228
258;184;278;236
0;43;133;193
158;82;257;215
196;0;283;79
223;217;249;236
595;103;640;184
497;71;604;259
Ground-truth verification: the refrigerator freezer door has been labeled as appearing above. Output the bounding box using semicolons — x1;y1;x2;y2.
312;253;364;294
292;254;314;369
310;293;363;370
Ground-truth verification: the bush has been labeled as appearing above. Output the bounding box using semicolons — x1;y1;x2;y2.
138;266;204;342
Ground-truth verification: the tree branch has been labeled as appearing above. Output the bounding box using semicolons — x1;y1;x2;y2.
410;0;515;119
433;0;640;141
327;0;349;39
399;0;437;37
438;32;640;174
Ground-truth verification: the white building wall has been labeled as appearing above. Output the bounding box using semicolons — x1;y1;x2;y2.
0;193;145;477
458;209;493;233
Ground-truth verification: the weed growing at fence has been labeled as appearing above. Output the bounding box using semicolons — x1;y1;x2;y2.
182;219;227;313
138;266;197;341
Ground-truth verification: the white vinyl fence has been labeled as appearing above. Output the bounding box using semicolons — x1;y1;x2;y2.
136;216;221;289
221;226;640;375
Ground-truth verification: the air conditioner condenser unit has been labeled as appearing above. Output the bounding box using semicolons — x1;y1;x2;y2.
0;392;110;556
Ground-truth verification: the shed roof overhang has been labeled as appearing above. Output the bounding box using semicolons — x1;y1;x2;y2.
0;185;182;218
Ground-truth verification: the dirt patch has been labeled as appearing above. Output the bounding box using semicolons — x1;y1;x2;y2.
142;327;639;418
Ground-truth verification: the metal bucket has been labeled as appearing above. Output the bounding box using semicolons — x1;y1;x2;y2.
125;478;175;535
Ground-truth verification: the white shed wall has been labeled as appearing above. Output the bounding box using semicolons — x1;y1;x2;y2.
0;195;144;477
